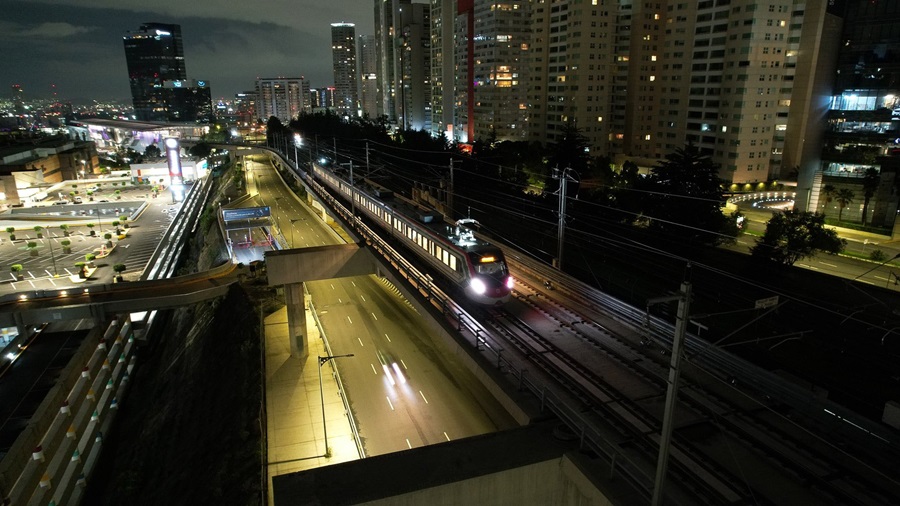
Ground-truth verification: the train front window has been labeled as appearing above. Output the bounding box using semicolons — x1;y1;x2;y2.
471;252;508;278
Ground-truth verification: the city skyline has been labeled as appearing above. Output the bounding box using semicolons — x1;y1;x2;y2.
2;0;374;103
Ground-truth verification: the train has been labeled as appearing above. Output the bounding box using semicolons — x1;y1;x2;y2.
312;164;513;305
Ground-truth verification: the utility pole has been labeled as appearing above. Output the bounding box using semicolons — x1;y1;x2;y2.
553;167;578;270
366;141;370;174
651;265;693;506
448;159;457;219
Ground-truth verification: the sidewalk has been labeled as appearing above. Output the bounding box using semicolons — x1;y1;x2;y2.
264;304;360;506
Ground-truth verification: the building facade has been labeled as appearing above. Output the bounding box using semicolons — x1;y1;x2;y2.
161;80;213;123
331;23;359;117
397;3;432;131
359;35;380;120
255;78;310;122
468;0;529;143
523;0;841;185
122;23;187;122
798;0;900;225
430;0;456;139
374;0;433;131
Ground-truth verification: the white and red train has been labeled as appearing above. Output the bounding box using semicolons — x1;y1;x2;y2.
312;165;512;305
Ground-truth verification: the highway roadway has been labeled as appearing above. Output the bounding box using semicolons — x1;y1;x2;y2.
251;154;518;456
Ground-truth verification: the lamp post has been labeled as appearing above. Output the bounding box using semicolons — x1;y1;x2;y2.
46;227;58;277
318;354;354;457
289;218;304;247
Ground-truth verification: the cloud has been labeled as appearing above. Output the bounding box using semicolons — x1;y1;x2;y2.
1;0;357;101
19;22;97;38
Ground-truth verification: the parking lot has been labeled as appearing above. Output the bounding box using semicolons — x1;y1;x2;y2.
0;184;183;293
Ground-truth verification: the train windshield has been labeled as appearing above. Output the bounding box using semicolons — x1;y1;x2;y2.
470;252;508;279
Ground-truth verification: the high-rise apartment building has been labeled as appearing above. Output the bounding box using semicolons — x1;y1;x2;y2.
525;1;841;184
122;23;187;121
374;0;432;131
375;1;401;122
398;3;432;131
255;78;310;122
430;0;456;139
359;35;379;120
453;0;529;143
331;23;359;117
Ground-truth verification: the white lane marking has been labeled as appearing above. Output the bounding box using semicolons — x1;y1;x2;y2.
419;391;428;404
819;262;837;268
330;283;335;290
351;280;357;287
405;438;412;449
386;397;394;411
444;432;450;441
347;316;353;324
875;275;889;281
384;333;391;343
400;359;407;370
371;363;378;375
372;313;378;321
358;337;364;347
338;298;343;304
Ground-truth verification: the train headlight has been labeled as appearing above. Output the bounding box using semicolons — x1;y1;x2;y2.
506;276;514;289
470;277;487;295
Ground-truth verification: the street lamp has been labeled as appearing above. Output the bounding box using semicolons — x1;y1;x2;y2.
318;353;354;457
289;218;304;246
45;227;58;277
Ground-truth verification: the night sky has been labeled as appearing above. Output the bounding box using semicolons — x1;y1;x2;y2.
2;0;374;103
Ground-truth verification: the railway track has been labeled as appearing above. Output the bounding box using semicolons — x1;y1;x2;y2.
474;253;900;505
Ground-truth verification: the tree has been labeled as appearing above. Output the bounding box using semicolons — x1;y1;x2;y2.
860;168;880;225
86;223;95;236
640;143;735;244
10;264;23;279
189;141;213;159
836;188;855;221
33;226;43;238
544;122;591;193
59;224;70;236
26;241;38;256
144;144;162;159
751;210;845;266
61;239;72;254
821;184;837;211
113;263;126;282
6;227;15;241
